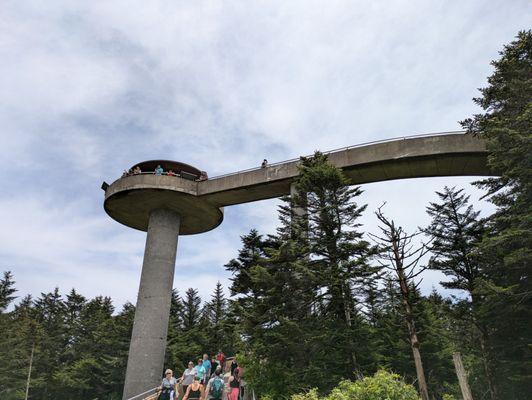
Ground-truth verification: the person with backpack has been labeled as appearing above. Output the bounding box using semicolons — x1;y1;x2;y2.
204;368;224;400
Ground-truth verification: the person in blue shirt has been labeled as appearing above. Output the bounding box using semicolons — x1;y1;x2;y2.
155;165;164;175
202;354;211;383
194;359;206;384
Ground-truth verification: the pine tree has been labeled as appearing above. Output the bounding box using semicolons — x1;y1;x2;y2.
167;288;205;367
423;186;497;399
204;282;228;354
460;31;532;399
32;288;67;399
0;271;17;312
181;288;202;331
295;152;378;379
0;272;37;400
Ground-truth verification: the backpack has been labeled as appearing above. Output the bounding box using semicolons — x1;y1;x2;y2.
211;377;224;399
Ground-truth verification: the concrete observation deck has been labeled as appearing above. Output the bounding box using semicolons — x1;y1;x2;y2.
104;131;491;235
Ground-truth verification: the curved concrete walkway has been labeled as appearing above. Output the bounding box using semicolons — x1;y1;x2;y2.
198;131;490;206
104;131;492;235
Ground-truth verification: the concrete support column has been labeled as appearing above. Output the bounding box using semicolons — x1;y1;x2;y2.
122;209;181;400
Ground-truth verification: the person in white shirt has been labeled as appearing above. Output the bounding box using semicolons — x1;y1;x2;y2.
180;361;196;395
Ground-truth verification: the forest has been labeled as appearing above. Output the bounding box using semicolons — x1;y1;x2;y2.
0;31;530;400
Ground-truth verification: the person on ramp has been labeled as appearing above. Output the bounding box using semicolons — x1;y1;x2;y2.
194;358;206;384
204;368;224;400
182;376;204;400
227;369;240;400
158;369;178;400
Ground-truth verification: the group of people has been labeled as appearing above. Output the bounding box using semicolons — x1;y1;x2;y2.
121;165;208;181
121;158;269;182
122;166;143;177
158;351;243;400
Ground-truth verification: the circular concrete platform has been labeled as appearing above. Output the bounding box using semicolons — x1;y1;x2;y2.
104;174;223;235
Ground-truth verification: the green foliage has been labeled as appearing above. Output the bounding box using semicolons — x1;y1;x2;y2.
290;371;420;400
0;271;17;311
461;30;532;399
1;34;528;400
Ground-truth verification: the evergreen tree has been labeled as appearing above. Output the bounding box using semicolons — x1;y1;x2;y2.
32;288;67;399
0;293;38;400
296;152;378;378
167;288;205;367
0;271;17;312
181;288;202;331
204;282;228;354
460;31;532;399
227;152;380;398
423;186;497;398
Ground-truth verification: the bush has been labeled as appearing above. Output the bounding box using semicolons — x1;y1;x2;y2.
290;370;420;400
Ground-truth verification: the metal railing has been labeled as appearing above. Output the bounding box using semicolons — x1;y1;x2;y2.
120;171;204;179
109;130;466;188
124;386;160;400
206;130;465;181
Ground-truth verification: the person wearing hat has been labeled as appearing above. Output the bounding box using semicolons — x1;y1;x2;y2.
158;369;178;400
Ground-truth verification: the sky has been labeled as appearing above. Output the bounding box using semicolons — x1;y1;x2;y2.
1;1;530;310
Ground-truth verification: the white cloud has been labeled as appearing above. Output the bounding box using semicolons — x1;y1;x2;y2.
0;0;528;308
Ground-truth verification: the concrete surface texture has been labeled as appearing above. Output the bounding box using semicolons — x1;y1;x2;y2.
104;133;491;235
122;209;181;400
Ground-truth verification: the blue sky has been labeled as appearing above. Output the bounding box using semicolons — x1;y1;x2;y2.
1;1;530;309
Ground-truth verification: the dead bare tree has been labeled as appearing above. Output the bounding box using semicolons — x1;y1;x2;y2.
369;204;431;400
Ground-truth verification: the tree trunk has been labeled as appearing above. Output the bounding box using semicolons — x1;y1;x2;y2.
453;352;474;400
471;292;498;400
395;253;429;400
25;341;35;400
403;299;429;400
342;281;361;378
478;331;498;400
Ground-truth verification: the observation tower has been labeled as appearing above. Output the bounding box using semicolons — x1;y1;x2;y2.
103;160;222;400
102;132;493;400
